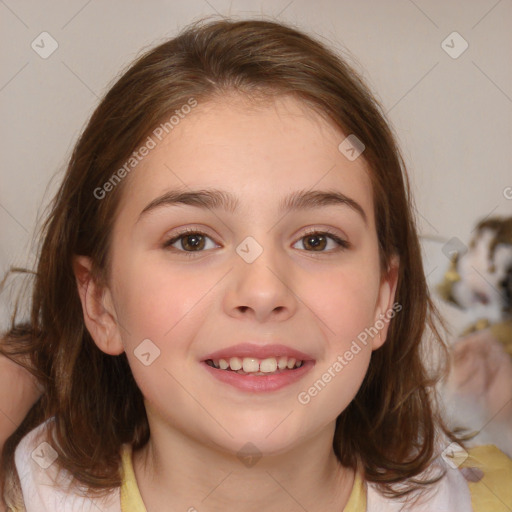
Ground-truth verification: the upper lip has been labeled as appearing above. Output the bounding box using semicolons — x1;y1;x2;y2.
202;343;315;362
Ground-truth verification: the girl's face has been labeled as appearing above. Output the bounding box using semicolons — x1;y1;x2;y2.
81;93;398;456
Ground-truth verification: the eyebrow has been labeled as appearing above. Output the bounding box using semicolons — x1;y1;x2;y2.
137;188;367;225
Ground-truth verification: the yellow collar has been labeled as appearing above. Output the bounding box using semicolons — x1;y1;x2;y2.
120;444;148;511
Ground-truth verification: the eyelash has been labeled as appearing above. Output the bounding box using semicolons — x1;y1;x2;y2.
162;227;350;258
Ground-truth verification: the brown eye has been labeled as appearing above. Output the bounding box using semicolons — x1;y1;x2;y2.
294;231;350;253
179;233;206;251
302;233;328;251
163;230;217;254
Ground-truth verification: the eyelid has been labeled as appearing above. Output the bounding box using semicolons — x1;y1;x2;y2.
299;228;351;251
162;226;219;248
162;226;351;253
301;226;348;241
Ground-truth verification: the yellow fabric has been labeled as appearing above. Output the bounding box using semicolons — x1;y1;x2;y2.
118;443;512;512
120;444;147;512
342;470;366;511
460;444;512;512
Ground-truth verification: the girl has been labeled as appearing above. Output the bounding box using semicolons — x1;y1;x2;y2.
1;16;511;512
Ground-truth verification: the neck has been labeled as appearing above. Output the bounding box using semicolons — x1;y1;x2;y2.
132;415;355;512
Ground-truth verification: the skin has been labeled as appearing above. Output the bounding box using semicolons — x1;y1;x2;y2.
0;355;42;450
74;93;399;511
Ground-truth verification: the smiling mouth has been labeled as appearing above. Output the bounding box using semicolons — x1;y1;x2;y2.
205;356;305;376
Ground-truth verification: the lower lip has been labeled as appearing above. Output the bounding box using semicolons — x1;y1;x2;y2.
202;361;315;392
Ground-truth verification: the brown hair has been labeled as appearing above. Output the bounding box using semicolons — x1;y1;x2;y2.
1;15;467;508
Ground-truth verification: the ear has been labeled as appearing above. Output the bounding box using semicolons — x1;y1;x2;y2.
371;254;400;351
73;255;125;356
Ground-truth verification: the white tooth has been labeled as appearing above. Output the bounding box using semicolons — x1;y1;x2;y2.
229;357;242;371
295;360;302;368
278;356;288;370
219;359;229;370
260;358;278;373
242;357;260;372
286;357;296;369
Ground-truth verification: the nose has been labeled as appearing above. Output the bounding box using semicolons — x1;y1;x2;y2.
223;242;298;323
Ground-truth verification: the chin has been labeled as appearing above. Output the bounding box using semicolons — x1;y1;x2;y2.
207;420;307;459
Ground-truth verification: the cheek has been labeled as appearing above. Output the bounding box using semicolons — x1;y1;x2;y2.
295;253;380;413
296;340;372;431
305;263;380;347
327;349;372;411
111;257;214;411
112;254;211;340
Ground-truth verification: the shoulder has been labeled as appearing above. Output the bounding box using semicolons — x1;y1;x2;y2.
12;418;121;512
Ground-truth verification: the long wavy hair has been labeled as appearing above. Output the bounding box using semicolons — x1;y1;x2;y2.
1;16;467;509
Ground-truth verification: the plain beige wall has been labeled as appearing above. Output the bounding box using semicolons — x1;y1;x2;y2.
1;0;511;334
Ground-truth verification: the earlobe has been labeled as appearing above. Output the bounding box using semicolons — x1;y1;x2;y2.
372;255;400;351
73;255;124;356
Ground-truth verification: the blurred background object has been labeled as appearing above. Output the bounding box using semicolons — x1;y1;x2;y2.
435;216;512;457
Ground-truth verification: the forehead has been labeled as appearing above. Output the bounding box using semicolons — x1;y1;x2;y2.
118;93;375;226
